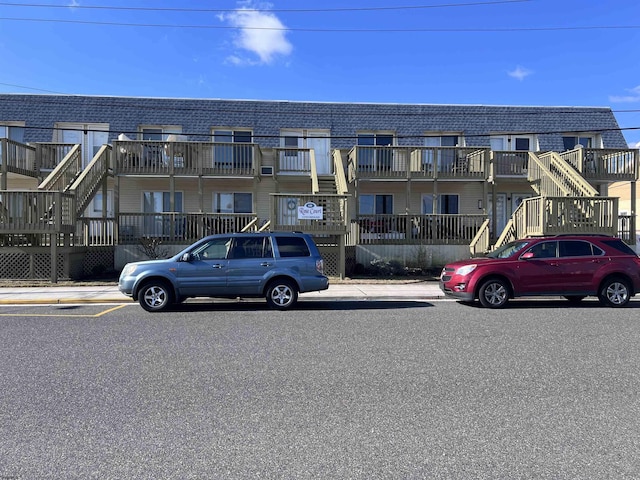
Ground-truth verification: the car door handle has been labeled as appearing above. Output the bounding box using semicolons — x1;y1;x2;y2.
260;262;272;267
211;264;224;269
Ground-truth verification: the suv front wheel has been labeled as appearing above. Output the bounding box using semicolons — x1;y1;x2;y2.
138;280;173;312
266;279;298;310
478;278;510;308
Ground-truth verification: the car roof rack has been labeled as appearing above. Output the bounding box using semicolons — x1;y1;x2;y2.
552;233;612;237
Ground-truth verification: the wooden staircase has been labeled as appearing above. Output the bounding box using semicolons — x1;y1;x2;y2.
316;175;338;194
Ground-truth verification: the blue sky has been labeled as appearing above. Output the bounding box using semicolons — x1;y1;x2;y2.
0;0;639;147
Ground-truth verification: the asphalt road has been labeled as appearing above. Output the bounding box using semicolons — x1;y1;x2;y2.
1;299;640;479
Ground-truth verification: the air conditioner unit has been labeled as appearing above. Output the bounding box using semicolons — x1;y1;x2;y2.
260;166;274;176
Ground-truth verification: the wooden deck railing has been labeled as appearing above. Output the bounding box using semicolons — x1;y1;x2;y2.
38;144;82;191
274;147;313;175
0;190;75;234
117;212;259;245
560;147;638;181
469;218;491;256
333;150;349;195
34;143;77;171
69;145;113;215
0;139;37;182
530;151;598;197
113;140;262;176
496;196;619;246
348;146;489;181
491;151;530;177
350;214;488;245
270;193;348;233
618;214;635;245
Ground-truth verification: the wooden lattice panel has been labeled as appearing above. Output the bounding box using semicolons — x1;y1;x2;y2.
0;253;31;278
83;249;115;277
317;245;339;277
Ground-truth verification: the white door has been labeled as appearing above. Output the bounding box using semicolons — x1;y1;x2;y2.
487;193;507;236
278;197;299;226
307;134;331;175
512;194;531;214
281;130;331;175
59;123;109;167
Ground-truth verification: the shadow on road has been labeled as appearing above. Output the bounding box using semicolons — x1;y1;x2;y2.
457;299;640;309
165;299;433;312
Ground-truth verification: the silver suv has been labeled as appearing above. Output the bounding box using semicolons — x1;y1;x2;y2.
119;232;329;312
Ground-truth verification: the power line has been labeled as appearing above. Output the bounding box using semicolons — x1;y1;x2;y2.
1;16;639;32
0;0;531;14
12;123;640;140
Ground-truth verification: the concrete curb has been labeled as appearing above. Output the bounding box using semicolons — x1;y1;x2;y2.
0;282;447;305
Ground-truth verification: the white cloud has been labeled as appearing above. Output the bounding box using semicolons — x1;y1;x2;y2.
630;141;640;149
609;85;640;103
508;66;532;81
68;0;80;8
219;2;293;65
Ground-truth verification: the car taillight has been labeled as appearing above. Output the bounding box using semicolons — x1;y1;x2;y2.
316;259;324;274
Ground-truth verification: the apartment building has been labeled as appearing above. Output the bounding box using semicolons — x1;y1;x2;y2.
0;94;637;280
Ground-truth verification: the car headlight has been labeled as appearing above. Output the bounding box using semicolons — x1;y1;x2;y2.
456;264;477;276
121;264;137;277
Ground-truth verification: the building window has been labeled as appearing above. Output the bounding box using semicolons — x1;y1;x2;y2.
54;123;109;167
357;133;394;171
425;135;459;147
280;129;332;174
562;136;593;150
138;126;183;167
359;194;393;214
422;194;459;214
440;194;459;214
213;192;252;213
140;126;183;141
142;191;183;237
143;191;183;213
490;135;534;151
212;129;253;169
0;124;25;142
424;134;461;170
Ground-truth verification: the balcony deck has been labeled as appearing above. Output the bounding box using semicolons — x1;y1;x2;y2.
348;146;490;181
113;140;261;176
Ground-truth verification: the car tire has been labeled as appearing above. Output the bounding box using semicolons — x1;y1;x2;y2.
138;280;173;312
564;295;586;304
478;278;509;308
266;279;298;310
598;277;631;307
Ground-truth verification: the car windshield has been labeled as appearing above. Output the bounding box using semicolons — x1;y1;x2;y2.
486;240;531;259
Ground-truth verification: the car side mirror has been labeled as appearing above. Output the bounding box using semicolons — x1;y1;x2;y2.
521;252;535;259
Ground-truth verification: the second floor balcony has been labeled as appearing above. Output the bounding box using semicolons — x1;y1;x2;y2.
347;146;490;181
113;140;262;176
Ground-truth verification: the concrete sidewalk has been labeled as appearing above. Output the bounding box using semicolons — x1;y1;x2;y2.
0;281;446;305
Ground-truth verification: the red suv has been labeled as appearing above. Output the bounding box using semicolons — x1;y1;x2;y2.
439;235;640;308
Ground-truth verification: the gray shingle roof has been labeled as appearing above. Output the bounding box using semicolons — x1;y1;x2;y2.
0;94;628;150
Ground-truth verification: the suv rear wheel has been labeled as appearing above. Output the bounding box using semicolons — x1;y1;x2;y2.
598;277;631;307
478;278;509;308
138;280;173;312
266;279;298;310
